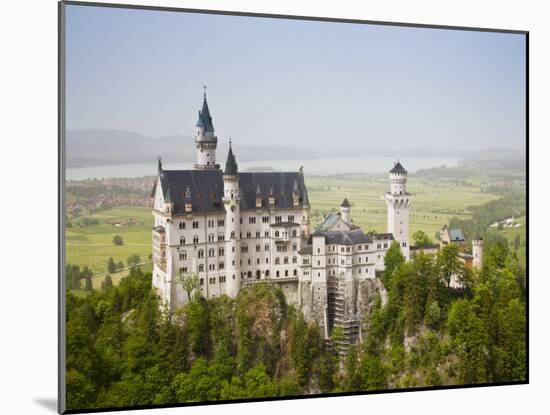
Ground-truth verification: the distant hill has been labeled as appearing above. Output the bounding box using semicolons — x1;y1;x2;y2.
66;129;319;168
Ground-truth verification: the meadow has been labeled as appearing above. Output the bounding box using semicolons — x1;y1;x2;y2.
306;174;500;238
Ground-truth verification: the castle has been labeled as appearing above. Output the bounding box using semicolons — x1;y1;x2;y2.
150;91;480;346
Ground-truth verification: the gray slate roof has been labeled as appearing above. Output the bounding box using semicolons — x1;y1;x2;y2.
312;229;394;246
153;169;309;214
225;145;238;175
340;198;351;208
450;228;465;241
196;95;215;132
390;161;407;174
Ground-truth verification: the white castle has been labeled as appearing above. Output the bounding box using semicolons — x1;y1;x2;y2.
151;91;412;344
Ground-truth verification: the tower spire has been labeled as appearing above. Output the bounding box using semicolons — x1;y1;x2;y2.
224;139;238;176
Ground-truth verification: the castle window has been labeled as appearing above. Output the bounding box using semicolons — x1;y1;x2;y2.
233;274;235;280
265;243;270;251
179;267;187;273
179;251;187;260
265;231;269;238
240;218;243;224
276;271;280;277
288;215;295;222
266;258;269;264
318;248;320;254
209;248;215;257
231;231;235;239
248;259;251;265
193;236;199;244
209;264;215;271
179;221;185;229
180;237;185;245
384;243;388;248
192;221;199;229
257;258;260;265
218;219;225;226
246;232;251;238
275;257;280;265
199;264;204;272
377;244;381;249
285;270;289;277
249;217;256;224
256;270;261;279
248;271;252;279
232;247;235;253
200;278;204;286
262;216;270;223
293;256;297;264
220;276;226;283
341;247;344;253
219;262;225;269
218;235;224;242
266;270;270;277
292;230;297;237
198;249;204;258
318;260;320;266
275;216;282;223
241;245;248;253
293;269;298;276
284;257;289;264
256;244;261;252
208;234;215;242
402;242;407;247
275;231;280;237
209;277;216;284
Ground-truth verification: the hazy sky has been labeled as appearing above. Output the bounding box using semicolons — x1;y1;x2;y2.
66;4;526;152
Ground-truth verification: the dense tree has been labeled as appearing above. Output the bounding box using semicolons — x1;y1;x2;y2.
101;275;113;291
176;272;199;301
107;257;116;274
383;240;405;289
127;254;141;267
412;230;433;247
112;235;124;246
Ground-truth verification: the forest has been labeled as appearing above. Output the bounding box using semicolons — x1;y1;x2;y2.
66;236;526;411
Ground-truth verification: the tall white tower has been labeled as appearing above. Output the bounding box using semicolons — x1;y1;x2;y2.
223;141;241;297
472;237;483;269
194;87;219;170
384;161;411;260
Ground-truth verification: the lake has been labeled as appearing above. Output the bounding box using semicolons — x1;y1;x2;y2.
66;156;459;180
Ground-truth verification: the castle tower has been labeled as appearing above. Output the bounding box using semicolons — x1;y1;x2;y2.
384;161;411;260
340;198;351;224
472;237;483;269
194;87;219;170
223;141;241;297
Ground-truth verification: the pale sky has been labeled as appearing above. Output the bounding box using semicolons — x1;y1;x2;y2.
65;4;526;153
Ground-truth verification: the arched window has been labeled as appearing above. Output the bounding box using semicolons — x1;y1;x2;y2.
198;264;204;272
265;243;270;251
179;251;187;260
179;221;185;229
247;271;252;279
198;249;204;258
284;257;289;264
275;257;280;265
293;269;298;276
209;248;215;257
180;237;185;245
275;231;280;237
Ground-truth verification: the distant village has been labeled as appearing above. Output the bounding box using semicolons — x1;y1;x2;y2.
65;176;154;218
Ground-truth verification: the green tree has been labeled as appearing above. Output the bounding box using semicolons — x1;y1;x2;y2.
436;244;465;288
101;274;113;291
112;235;124;246
107;257;116;274
424;300;441;329
514;234;521;251
176;272;199;301
127;254;141;267
383;240;404;289
413;230;433;247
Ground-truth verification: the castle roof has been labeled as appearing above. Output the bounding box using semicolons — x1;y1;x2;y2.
224;143;238;175
153;169;309;214
390;161;407;174
449;228;465;242
311;229;394;246
340;198;351;208
196;94;215;132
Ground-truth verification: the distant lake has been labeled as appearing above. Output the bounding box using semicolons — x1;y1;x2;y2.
66;156;459;181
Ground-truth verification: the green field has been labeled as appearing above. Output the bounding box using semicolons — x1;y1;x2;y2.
65;174;505;290
66;207;154;288
306;175;500;238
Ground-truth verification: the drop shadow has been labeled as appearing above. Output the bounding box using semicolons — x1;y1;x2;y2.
34;398;57;412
